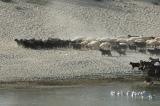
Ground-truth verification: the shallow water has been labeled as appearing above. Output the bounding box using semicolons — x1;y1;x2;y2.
0;81;160;106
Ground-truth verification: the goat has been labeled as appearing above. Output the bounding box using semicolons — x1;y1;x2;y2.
129;62;140;69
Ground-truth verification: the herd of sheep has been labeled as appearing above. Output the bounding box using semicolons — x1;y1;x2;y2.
15;35;160;56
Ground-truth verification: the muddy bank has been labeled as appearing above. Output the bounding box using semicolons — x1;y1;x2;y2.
0;76;145;89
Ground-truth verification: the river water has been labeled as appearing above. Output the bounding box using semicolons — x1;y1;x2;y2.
0;81;160;106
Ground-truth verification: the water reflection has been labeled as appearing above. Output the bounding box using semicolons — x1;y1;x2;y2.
110;90;153;100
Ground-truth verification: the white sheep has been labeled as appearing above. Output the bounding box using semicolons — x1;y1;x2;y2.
127;37;141;44
80;40;89;48
134;39;146;43
110;38;117;42
119;42;128;50
116;38;128;43
85;37;97;42
155;37;160;41
87;40;101;50
96;38;111;42
71;37;86;42
140;36;154;41
108;38;117;44
119;42;128;46
146;39;160;47
99;42;111;50
80;40;89;45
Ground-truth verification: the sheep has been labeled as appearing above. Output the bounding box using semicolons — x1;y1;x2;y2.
80;40;89;48
128;44;137;51
133;41;146;49
14;39;21;46
71;37;86;43
15;36;160;53
128;35;140;38
15;38;73;49
99;42;111;50
148;48;160;55
149;57;159;62
96;38;111;43
116;38;128;43
99;48;112;56
72;43;82;49
85;37;97;42
138;49;146;54
155;37;160;41
134;39;145;43
87;40;101;50
119;43;128;50
111;42;128;50
111;43;127;56
127;37;141;44
115;49;126;56
140;36;155;41
146;39;160;47
146;40;154;46
108;38;117;45
21;39;37;49
45;38;61;47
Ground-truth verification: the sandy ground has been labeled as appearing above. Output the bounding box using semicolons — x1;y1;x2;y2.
0;0;160;82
